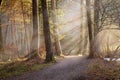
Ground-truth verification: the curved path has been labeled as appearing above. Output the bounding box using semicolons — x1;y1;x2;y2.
5;56;90;80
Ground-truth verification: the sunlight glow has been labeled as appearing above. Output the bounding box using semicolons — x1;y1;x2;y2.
64;55;81;58
57;0;89;55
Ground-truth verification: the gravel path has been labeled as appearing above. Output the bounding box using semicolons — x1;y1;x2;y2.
5;56;90;80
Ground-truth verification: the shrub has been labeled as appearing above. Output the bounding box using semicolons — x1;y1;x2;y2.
85;59;120;80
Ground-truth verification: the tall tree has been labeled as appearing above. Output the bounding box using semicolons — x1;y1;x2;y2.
94;0;100;36
0;0;2;49
0;0;2;5
41;0;54;62
32;0;39;33
51;0;62;56
32;0;40;57
0;21;2;49
86;0;94;58
79;0;85;55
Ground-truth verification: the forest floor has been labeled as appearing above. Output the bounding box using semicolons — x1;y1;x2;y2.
4;56;92;80
4;56;120;80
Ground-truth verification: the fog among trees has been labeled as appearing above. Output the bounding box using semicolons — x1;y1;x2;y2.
0;0;120;80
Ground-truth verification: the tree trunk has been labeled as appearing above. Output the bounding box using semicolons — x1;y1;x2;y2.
78;0;83;55
41;0;54;62
94;0;100;36
0;0;2;5
32;0;40;58
0;0;2;49
86;0;94;58
51;0;62;56
0;21;2;49
32;0;39;35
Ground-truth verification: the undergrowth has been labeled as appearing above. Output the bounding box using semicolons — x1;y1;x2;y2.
0;57;54;79
85;59;120;80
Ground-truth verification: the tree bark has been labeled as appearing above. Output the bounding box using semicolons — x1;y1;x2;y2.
86;0;94;58
0;0;2;49
94;0;100;36
0;21;2;49
32;0;40;58
41;0;54;62
32;0;39;34
0;0;2;5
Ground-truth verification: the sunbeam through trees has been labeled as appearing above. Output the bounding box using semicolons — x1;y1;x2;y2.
0;0;120;80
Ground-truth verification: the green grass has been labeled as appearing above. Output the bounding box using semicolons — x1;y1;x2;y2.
0;62;54;79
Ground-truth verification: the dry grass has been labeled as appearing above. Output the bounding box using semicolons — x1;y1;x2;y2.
85;59;120;80
0;56;54;79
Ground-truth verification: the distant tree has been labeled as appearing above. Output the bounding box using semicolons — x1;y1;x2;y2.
32;0;39;35
32;0;40;56
51;0;62;56
0;0;2;49
0;21;1;49
95;0;120;31
41;0;54;62
88;0;120;58
0;0;2;5
94;0;100;36
78;0;83;55
86;0;94;58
